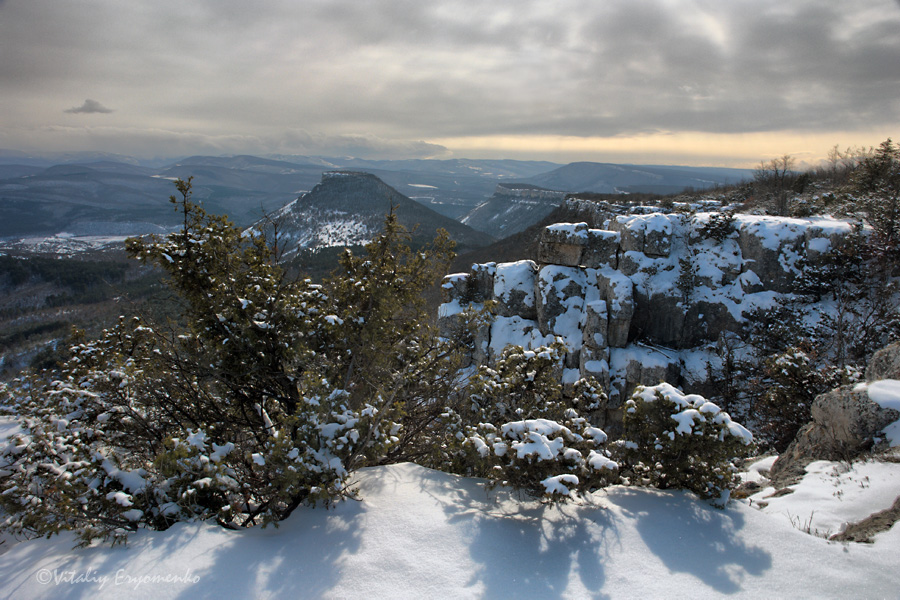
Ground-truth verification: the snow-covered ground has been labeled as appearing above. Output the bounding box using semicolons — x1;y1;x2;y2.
0;234;130;256
0;459;897;599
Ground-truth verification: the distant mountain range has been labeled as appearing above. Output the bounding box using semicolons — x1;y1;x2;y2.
0;150;754;241
522;162;752;195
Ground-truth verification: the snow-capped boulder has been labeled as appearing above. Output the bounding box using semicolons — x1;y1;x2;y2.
736;216;807;294
581;229;620;269
493;260;538;319
582;300;609;350
609;214;673;257
538;222;588;266
441;272;470;304
469;262;496;302
769;342;900;485
610;345;682;408
536;265;587;368
865;341;900;382
594;267;634;348
579;345;611;391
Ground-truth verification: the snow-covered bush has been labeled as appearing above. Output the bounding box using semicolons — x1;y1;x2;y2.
0;178;457;544
617;383;753;501
432;344;618;499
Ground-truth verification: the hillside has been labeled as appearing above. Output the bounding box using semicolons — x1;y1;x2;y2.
264;171;495;255
460;184;567;238
525;162;753;194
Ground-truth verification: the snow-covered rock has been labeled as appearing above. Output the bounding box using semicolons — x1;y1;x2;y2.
440;211;857;430
770;342;900;485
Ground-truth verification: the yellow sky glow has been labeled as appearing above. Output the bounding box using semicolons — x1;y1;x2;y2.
432;130;895;168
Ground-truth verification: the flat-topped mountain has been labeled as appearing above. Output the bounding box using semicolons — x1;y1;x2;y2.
260;171;495;254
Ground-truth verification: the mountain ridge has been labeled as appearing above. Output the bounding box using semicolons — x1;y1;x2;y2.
262;170;495;256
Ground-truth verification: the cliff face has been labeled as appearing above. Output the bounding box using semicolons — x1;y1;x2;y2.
461;184;567;238
440;209;854;431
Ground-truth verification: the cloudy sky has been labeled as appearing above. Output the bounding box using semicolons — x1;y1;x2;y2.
1;0;898;167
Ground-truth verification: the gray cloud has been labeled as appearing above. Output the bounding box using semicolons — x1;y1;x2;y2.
64;99;114;114
1;0;898;161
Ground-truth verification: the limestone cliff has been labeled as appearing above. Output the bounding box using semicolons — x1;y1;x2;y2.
440;208;854;431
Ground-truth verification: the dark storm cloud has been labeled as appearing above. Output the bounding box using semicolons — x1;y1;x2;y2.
65;99;114;114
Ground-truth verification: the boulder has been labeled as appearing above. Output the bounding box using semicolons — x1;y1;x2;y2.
581;229;620;269
469;262;496;302
640;214;674;258
579;344;611;390
440;272;469;304
769;342;900;486
535;265;587;368
582;300;609;350
595;268;634;347
866;342;900;382
737;217;805;294
538;223;588;266
609;345;681;408
609;214;672;257
492;260;538;320
609;218;644;254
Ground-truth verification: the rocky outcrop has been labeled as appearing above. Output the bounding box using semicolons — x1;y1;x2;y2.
440;209;855;430
769;343;900;486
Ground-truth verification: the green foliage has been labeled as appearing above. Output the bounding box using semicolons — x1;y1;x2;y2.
677;256;698;303
753;345;859;452
0;255;129;293
426;344;618;499
794;225;900;367
618;383;753;502
698;212;737;243
850;137;900;270
0;178;460;544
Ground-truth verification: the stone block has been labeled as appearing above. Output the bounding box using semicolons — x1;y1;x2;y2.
581;229;620;269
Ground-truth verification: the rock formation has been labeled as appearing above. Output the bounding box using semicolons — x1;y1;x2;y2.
768;342;900;486
440;207;854;431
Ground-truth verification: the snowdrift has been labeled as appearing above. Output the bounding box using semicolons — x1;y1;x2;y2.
1;462;897;599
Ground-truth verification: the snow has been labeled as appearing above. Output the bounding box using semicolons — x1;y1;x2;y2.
749;458;900;541
492;260;537;308
437;298;466;319
859;379;900;445
620;212;673;234
807;237;832;254
489;316;552;358
736;215;807;251
544;222;588;240
864;379;900;412
1;462;898;599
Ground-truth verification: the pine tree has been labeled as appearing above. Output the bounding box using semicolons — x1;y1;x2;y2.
852;138;900;271
0;179;459;544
